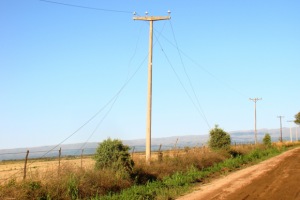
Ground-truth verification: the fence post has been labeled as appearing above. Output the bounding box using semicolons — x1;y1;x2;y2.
81;149;84;169
173;138;178;157
23;150;29;180
131;146;135;159
58;147;61;174
158;144;162;162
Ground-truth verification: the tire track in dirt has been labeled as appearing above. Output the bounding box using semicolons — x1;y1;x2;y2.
178;147;300;200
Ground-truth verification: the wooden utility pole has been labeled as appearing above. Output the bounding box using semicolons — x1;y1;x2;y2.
287;120;293;142
277;116;284;142
133;12;171;165
249;98;262;144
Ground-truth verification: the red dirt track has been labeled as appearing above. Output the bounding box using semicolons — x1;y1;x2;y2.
178;147;300;200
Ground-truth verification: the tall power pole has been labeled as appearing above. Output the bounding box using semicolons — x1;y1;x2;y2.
249;98;262;144
277;116;284;142
133;12;171;165
287;120;293;142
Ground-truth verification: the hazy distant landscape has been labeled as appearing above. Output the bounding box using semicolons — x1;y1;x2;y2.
1;127;297;161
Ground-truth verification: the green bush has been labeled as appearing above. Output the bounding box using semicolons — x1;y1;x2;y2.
207;124;231;150
263;133;272;147
93;138;134;172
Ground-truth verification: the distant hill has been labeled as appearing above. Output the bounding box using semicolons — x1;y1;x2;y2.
0;127;298;161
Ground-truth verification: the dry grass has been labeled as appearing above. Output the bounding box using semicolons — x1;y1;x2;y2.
0;147;227;199
131;149;227;181
1;142;299;199
272;140;300;148
1;163;131;199
0;157;96;184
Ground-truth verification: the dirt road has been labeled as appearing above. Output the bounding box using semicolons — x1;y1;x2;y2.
178;147;300;200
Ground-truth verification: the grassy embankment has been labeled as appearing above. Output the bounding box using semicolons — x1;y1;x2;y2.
1;141;299;200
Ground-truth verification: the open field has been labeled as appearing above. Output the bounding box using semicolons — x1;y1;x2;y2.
0;148;209;184
0;157;95;183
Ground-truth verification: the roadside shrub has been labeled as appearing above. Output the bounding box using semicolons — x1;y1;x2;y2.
93;138;134;172
207;124;231;150
263;133;272;147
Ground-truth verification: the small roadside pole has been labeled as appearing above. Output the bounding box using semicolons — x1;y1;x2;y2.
23;150;29;180
81;149;84;169
131;146;135;159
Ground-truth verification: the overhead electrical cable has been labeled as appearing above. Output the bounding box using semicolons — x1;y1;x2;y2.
39;0;133;13
153;28;249;99
169;20;210;127
73;22;145;155
154;27;279;118
152;31;211;128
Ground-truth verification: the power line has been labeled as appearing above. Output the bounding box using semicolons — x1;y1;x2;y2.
169;20;210;127
153;28;249;99
152;31;211;128
153;26;279;119
39;0;133;13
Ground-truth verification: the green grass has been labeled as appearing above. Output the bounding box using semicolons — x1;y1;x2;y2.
93;147;286;200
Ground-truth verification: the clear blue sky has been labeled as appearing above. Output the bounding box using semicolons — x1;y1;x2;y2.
1;0;299;149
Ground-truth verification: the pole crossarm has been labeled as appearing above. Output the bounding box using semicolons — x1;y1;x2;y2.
249;98;262;102
133;16;170;21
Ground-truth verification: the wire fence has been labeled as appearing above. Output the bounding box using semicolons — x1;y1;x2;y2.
0;141;258;184
0;141;256;162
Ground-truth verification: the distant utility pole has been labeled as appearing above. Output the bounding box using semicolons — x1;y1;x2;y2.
296;124;298;141
277;116;284;142
287;120;293;142
249;98;262;145
133;11;171;165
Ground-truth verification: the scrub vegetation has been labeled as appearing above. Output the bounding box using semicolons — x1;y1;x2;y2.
1;139;299;200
